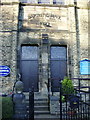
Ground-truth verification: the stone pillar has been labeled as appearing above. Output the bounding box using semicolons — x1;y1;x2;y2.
50;0;53;4
77;0;89;87
63;0;74;5
88;4;90;86
41;47;48;96
68;6;78;78
40;35;49;96
77;0;88;8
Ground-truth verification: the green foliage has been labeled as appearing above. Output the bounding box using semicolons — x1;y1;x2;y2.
61;95;66;102
62;77;74;96
0;97;13;119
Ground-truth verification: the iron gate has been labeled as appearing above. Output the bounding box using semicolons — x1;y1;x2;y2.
59;78;90;120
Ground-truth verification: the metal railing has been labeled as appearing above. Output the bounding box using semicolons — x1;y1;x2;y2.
29;87;34;120
59;78;90;120
48;77;90;120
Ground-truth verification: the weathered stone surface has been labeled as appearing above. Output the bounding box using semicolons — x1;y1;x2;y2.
50;96;60;114
0;2;18;93
0;0;89;94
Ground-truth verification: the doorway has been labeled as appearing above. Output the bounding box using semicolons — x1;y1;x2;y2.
20;45;39;92
50;46;67;92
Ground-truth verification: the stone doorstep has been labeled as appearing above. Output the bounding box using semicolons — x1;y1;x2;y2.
24;92;48;100
34;114;60;119
34;102;48;106
34;111;50;115
34;105;49;111
34;98;48;101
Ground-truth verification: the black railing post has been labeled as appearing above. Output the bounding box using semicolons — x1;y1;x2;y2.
32;86;34;120
29;87;34;120
48;78;50;111
78;78;80;93
60;80;62;120
89;87;90;102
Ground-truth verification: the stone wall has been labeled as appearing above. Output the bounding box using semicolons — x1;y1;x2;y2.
0;2;19;93
18;4;72;93
0;0;89;93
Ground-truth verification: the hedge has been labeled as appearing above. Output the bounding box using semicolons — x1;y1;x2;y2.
0;96;13;119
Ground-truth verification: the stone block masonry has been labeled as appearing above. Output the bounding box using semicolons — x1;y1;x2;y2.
0;0;89;94
0;2;19;93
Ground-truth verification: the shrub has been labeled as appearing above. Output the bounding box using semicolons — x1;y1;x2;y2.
62;77;74;98
0;96;13;119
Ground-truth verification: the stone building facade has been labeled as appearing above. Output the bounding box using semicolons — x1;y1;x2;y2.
0;0;90;94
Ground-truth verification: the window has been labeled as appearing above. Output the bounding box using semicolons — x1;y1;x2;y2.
38;0;50;4
20;0;65;4
21;46;38;60
27;0;37;3
51;46;67;60
20;0;37;3
53;0;64;4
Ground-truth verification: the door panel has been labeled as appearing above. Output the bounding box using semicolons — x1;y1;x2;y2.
21;46;39;92
50;46;67;92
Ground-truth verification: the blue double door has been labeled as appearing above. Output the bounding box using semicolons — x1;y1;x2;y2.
20;45;67;92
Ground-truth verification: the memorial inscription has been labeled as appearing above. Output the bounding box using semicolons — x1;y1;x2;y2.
28;13;61;20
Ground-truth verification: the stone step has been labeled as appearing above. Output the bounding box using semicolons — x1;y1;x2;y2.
25;95;48;101
24;92;29;95
34;106;49;111
34;98;48;101
34;111;50;115
34;117;60;120
25;100;48;104
25;101;49;110
34;101;48;106
23;92;29;98
34;114;60;119
26;105;48;110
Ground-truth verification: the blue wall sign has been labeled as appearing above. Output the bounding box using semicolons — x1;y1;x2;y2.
80;59;90;75
0;66;10;77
